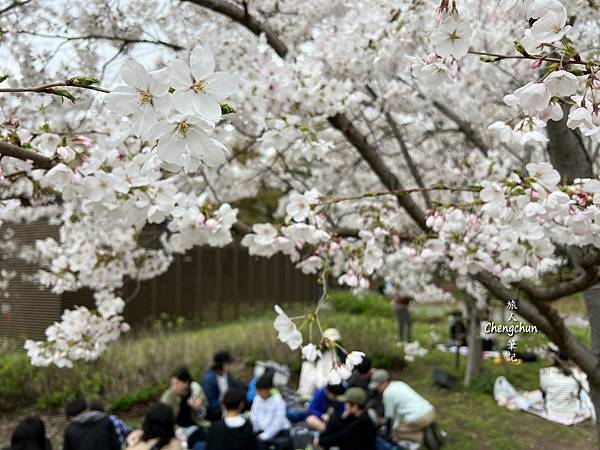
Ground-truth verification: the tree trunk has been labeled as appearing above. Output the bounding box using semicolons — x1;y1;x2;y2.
546;106;593;182
589;382;600;445
464;295;482;386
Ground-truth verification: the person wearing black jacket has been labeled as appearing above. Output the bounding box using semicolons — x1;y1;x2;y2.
63;398;120;450
2;416;52;450
316;387;376;450
205;389;257;450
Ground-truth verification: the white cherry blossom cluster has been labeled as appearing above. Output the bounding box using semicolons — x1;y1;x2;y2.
421;162;600;284
105;46;238;171
273;304;366;385
24;291;129;368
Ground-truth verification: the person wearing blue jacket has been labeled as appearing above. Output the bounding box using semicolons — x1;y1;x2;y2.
306;384;345;432
201;351;242;422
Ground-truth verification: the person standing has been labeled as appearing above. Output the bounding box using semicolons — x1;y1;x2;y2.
391;295;412;343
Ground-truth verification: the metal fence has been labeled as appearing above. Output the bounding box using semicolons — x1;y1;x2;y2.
0;221;317;342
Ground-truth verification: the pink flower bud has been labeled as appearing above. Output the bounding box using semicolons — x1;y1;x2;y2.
426;52;438;64
6;117;20;126
529;59;542;69
449;59;459;78
531;189;539;200
593;78;600;90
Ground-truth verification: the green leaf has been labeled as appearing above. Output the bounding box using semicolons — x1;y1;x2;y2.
480;56;501;63
0;74;8;84
67;76;99;87
47;87;77;103
220;102;236;115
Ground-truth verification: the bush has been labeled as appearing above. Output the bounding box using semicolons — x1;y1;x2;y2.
110;385;164;412
327;289;391;317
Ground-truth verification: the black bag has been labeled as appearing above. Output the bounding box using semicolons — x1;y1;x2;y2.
432;368;457;389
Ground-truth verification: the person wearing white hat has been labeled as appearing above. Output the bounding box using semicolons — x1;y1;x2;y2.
297;328;345;399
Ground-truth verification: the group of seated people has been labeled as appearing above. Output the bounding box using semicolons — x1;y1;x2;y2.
4;334;442;450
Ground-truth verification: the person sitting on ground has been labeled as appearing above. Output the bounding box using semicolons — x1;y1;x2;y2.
298;328;346;399
306;383;346;432
89;400;132;447
3;416;52;450
161;367;207;446
250;371;292;450
126;403;182;450
201;351;242;421
63;397;120;450
369;369;435;443
314;387;376;450
204;388;257;450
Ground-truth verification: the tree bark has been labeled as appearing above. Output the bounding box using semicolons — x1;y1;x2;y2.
546;105;593;182
464;294;482;386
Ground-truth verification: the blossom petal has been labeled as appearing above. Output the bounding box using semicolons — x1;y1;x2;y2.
190;46;215;81
104;86;138;115
121;60;150;89
206;72;238;99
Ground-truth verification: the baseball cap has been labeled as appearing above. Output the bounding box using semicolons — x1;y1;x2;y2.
368;369;390;390
338;387;368;407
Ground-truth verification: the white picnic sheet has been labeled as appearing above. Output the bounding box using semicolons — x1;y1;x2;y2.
493;375;595;425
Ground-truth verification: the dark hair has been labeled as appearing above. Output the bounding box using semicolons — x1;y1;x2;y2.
171;367;193;383
10;416;47;450
65;397;87;418
255;369;275;390
142;403;175;449
326;383;346;396
223;388;246;411
356;356;372;375
212;351;233;372
89;400;105;412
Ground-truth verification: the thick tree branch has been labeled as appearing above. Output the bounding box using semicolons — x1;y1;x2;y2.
384;111;432;208
516;267;600;302
474;270;600;382
431;100;489;156
328;113;428;231
182;0;288;58
0;141;56;169
188;0;428;231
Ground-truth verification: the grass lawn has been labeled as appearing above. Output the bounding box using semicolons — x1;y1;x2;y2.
0;291;597;449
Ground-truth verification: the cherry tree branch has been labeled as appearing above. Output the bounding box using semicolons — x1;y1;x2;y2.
0;0;30;16
469;50;591;67
187;0;429;231
0;79;110;95
328;113;428;231
474;270;600;383
384;111;432;209
14;30;184;51
316;184;479;206
0;141;56;169
182;0;288;58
